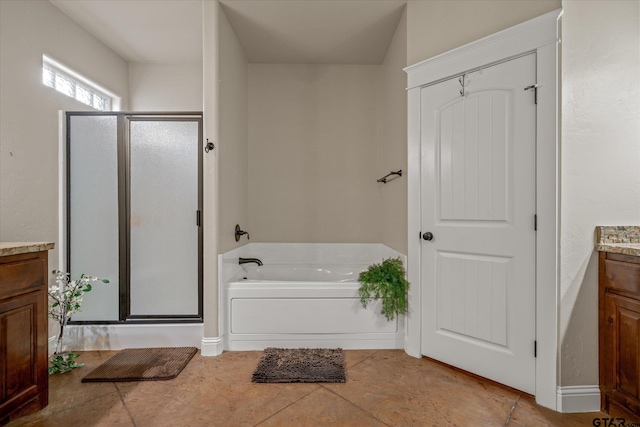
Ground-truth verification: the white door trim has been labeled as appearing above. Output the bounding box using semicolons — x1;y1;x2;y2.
404;8;562;410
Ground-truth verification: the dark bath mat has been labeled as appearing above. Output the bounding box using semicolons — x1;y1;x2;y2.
252;347;346;383
81;347;197;382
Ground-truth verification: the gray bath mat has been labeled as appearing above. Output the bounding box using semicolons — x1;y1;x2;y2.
81;347;197;382
252;347;346;383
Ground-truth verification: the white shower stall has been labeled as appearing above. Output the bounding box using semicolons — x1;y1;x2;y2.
67;113;202;324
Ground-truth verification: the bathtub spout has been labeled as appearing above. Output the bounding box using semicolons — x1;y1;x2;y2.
239;257;263;266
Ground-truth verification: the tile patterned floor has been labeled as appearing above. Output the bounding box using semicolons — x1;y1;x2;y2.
8;350;605;426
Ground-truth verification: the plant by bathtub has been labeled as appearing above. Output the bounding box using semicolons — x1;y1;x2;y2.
48;270;109;374
358;258;409;321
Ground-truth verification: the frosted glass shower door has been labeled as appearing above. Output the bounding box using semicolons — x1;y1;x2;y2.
69;115;120;321
128;119;200;317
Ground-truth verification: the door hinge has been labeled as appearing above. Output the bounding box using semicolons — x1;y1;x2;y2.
196;210;201;227
534;340;537;358
524;84;538;104
534;214;537;231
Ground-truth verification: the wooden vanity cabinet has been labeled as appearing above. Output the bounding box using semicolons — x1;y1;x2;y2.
599;251;640;419
0;250;49;424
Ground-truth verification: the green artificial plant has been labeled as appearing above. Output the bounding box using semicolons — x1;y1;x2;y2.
358;257;409;321
48;270;109;374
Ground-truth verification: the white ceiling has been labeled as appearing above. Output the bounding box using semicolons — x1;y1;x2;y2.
49;0;203;63
49;0;407;65
220;1;406;64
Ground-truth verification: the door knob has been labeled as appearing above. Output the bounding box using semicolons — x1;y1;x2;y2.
422;232;434;241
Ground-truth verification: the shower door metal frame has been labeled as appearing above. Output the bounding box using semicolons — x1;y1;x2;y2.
66;111;204;324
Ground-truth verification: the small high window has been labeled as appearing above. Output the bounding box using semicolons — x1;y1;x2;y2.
42;56;112;111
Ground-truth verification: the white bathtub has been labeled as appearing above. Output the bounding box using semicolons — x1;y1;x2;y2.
220;243;406;351
233;264;365;283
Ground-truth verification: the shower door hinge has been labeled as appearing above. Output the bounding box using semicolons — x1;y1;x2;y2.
196;210;201;227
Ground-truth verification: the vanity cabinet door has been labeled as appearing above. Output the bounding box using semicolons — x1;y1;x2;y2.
604;292;640;416
0;251;49;424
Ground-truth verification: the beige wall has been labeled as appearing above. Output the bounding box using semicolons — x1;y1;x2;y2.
129;63;202;111
560;0;640;386
406;0;561;66
381;8;408;255
248;64;384;243
202;0;220;340
0;0;129;282
218;9;249;253
236;0;561;252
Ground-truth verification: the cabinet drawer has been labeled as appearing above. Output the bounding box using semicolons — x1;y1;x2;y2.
604;259;640;295
0;257;46;296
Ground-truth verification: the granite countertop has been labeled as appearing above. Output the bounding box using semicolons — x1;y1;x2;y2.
0;242;55;257
595;226;640;257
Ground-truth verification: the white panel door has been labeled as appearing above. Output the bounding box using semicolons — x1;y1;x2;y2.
420;53;537;393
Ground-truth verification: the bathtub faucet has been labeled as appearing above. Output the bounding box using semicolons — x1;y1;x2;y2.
239;257;263;266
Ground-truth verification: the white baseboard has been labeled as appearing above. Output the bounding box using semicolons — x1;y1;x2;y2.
201;337;223;356
404;335;421;359
556;385;601;413
48;335;57;355
65;323;204;351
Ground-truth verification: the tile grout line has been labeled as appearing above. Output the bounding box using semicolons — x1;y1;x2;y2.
251;350;382;426
114;383;138;427
321;384;393;427
252;386;322;426
36;386;122;421
317;350;392;426
504;393;521;426
346;350;380;370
